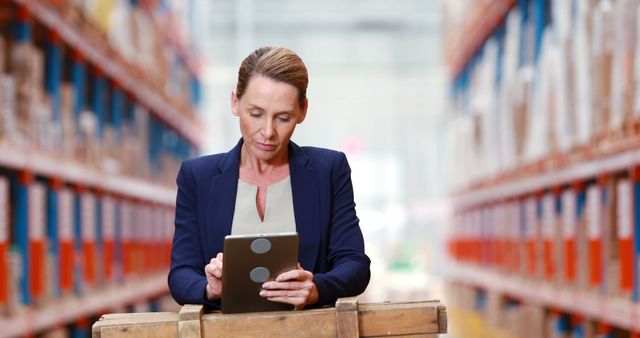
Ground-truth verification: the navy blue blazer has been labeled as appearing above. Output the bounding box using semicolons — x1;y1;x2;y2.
168;139;371;308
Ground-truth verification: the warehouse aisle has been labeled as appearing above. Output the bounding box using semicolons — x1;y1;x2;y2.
5;0;640;337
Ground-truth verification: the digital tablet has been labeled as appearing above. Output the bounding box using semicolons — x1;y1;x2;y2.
221;232;299;314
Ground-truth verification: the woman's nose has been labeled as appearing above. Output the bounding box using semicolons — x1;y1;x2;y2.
262;119;275;138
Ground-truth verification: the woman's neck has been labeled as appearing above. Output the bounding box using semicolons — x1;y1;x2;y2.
239;144;289;185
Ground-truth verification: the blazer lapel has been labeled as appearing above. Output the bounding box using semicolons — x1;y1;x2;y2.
289;142;320;271
206;140;242;256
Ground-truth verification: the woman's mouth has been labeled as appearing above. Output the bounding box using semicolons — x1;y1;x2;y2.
256;142;276;151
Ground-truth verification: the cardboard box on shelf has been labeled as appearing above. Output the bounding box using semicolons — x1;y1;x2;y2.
591;0;615;142
0;75;18;144
28;182;47;307
101;195;115;282
562;188;577;286
542;193;558;284
633;4;640;127
6;250;23;317
80;191;97;290
576;188;589;290
525;196;540;279
9;42;36;145
602;176;619;297
76;109;100;167
60;84;76;159
32;96;53;153
0;177;7;317
616;178;633;300
57;187;74;297
610;0;639;136
586;182;604;294
101;126;122;175
574;0;595;147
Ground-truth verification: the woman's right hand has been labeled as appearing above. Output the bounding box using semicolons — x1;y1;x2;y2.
204;252;224;300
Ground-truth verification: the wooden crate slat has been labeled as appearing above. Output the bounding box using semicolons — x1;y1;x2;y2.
358;301;440;337
99;322;178;338
202;309;337;338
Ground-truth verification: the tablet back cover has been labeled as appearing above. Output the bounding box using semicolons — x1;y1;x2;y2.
221;232;298;314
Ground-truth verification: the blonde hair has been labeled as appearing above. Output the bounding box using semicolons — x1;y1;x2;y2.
236;47;308;107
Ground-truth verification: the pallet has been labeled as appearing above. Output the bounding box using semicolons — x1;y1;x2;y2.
92;297;447;338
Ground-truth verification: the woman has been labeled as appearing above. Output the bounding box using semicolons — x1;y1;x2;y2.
168;47;370;310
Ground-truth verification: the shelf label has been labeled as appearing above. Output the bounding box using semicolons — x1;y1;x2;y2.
563;189;576;239
617;179;632;239
81;192;96;241
28;183;46;240
526;197;537;239
0;177;7;242
587;185;602;240
543;193;555;239
58;188;73;241
102;196;115;240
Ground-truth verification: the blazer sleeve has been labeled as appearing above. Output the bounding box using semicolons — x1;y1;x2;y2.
168;161;219;308
312;153;371;306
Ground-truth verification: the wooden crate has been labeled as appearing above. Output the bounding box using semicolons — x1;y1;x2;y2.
92;297;447;338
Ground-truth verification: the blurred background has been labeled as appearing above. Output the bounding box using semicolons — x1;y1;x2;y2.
1;0;640;337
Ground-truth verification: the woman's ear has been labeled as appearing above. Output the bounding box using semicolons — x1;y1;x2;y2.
231;90;239;117
297;99;308;124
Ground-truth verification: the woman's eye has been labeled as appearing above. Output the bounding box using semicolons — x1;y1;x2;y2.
278;116;291;123
249;112;261;118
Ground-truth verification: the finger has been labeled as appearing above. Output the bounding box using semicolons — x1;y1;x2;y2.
265;296;305;306
213;258;223;270
262;281;311;290
204;264;215;277
205;263;222;279
276;269;312;282
260;289;308;299
216;252;223;261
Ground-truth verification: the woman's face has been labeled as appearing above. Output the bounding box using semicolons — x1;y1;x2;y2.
232;74;307;164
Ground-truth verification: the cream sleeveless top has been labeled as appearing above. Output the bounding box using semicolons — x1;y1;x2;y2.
231;176;296;235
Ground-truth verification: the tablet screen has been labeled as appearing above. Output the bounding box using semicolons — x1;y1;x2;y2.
221;232;299;314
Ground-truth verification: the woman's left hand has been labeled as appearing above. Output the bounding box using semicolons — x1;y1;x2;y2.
260;263;319;309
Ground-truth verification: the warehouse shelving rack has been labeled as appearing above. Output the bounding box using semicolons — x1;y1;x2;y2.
0;0;202;337
446;0;640;336
13;0;205;148
0;273;167;338
444;0;516;80
449;263;640;332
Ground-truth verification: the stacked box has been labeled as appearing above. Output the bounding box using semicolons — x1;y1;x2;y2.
60;84;76;159
616;178;634;300
586;182;604;294
525;196;540;278
603;176;619;297
0;75;17;144
0;177;8;316
101;195;115;282
609;0;638;133
120;200;132;278
28;182;46;306
542;193;558;283
57;187;74;296
8;42;37;146
591;1;615;140
562;188;576;286
80;191;96;290
574;0;595;146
